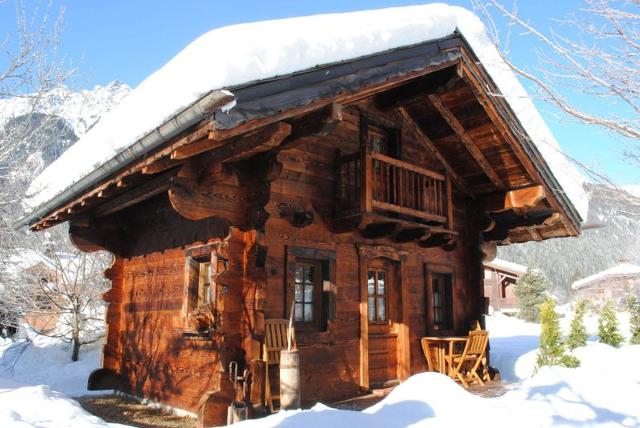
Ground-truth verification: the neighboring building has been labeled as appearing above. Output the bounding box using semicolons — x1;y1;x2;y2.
17;5;585;426
571;262;640;305
483;259;527;314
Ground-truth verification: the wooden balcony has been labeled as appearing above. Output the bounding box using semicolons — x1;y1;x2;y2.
336;147;455;246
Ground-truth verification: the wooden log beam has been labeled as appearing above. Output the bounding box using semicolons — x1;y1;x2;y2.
280;103;343;149
93;169;176;218
396;107;472;197
171;122;291;162
482;185;546;213
168;176;246;224
141;157;183;175
419;233;456;248
395;227;429;243
427;93;505;189
360;222;399;239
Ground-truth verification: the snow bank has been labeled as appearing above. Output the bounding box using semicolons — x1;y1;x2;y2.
0;334;102;396
24;3;587;222
0;379;128;427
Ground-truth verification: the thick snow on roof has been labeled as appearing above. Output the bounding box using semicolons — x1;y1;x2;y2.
483;258;528;275
24;3;588;222
571;262;640;290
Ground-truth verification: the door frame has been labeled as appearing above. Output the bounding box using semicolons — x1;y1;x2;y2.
356;244;409;390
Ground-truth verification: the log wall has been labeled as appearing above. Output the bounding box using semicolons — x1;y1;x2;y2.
98;102;485;417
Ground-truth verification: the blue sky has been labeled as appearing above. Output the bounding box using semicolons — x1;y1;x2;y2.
1;0;635;185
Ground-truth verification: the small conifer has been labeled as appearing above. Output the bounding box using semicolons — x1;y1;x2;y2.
598;301;623;347
626;296;640;345
566;300;588;350
537;298;580;369
515;268;549;322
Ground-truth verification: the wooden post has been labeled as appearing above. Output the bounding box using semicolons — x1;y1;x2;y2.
358;248;370;390
361;145;373;214
397;255;411;380
446;173;453;231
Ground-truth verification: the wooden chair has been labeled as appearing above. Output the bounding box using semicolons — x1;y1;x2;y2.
451;330;489;388
263;319;296;412
420;337;438;372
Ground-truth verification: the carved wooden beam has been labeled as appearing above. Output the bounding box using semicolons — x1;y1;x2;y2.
395;227;429;243
279;103;344;150
141;157;183;175
171;122;291;162
93;169;176;218
396;107;472;197
483;185;546;213
427;93;505;189
360;222;399;239
168;176;246;225
419;233;456;249
483;211;560;242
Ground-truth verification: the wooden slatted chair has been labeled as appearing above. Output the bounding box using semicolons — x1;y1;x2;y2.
420;337;438;372
263;319;296;412
451;330;489;388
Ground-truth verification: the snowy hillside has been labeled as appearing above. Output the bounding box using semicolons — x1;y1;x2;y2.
498;183;640;299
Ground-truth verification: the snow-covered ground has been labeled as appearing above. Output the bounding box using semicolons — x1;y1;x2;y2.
1;312;638;427
0;335;127;427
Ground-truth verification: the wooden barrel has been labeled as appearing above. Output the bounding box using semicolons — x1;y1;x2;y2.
279;349;300;409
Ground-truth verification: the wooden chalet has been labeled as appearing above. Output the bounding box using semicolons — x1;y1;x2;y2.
483;258;527;314
17;6;583;427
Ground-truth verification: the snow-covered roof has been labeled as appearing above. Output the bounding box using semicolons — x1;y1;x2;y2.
571;262;640;290
483;258;528;275
22;3;588;223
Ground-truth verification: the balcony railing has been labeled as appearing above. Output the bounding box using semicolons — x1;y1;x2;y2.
336;148;452;228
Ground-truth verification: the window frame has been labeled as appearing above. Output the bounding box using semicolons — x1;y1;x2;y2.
425;264;455;334
367;267;389;324
285;246;336;335
293;258;323;326
183;243;226;334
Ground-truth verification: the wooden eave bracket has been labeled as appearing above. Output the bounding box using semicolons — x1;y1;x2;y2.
483;185;547;214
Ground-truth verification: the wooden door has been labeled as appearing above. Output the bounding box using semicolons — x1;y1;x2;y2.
367;258;399;387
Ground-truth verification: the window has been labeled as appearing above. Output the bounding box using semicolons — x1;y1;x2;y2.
294;260;321;324
368;269;387;323
361;113;401;158
195;256;212;306
286;247;336;333
432;272;453;330
184;244;226;333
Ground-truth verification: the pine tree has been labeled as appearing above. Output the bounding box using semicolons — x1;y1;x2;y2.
626;296;640;345
566;300;588;350
514;268;549;322
537;298;580;368
598;301;623;347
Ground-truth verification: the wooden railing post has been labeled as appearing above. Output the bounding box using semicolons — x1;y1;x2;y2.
446;172;453;231
361;146;373;214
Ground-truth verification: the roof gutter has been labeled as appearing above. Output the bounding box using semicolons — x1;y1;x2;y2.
14;89;236;229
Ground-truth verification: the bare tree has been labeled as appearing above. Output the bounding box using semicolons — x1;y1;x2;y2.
1;0;74;207
472;0;639;193
0;225;111;361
